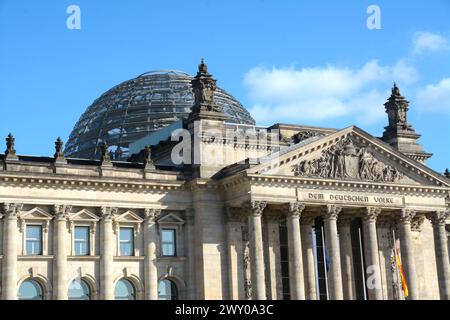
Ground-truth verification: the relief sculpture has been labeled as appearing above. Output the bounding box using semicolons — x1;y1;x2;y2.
292;138;403;182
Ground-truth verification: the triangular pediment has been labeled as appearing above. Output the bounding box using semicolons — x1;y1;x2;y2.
115;210;144;223
21;207;52;220
157;213;185;225
248;126;449;187
70;209;99;221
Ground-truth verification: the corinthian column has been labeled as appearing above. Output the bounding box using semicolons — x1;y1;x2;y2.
337;216;355;300
246;201;267;300
143;208;161;300
397;209;418;300
286;202;305;300
362;207;383;300
323;205;343;300
1;203;22;300
53;205;71;300
100;207;117;300
301;214;317;300
427;210;450;300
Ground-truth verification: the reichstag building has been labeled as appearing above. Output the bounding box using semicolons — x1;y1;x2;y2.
0;60;449;300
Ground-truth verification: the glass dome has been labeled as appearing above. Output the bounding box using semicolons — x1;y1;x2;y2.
64;70;255;160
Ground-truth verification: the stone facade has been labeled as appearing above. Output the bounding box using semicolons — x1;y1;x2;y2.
0;62;449;300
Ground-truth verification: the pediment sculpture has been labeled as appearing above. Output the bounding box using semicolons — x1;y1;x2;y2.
292;137;403;183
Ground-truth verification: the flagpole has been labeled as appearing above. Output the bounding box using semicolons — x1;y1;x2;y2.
358;227;367;300
392;229;403;300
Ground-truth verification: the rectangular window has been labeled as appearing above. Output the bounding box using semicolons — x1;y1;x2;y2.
161;229;176;256
350;218;368;300
278;219;290;300
26;225;42;256
74;226;90;256
119;227;134;256
313;217;329;300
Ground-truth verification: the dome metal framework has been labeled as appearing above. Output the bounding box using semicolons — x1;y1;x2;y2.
65;70;255;160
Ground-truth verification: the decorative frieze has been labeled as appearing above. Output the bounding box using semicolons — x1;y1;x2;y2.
292;137;403;183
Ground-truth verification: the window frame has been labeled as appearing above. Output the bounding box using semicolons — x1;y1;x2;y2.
119;227;135;257
74;226;91;256
25;224;43;256
161;228;177;257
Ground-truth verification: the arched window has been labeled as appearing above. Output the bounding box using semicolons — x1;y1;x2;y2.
18;279;43;300
158;279;178;300
114;279;135;300
68;279;91;300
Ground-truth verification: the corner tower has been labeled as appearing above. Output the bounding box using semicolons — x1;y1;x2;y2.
381;83;432;163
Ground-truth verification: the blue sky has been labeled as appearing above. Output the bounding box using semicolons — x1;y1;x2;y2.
0;0;449;172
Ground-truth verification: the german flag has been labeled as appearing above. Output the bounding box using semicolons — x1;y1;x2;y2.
395;247;409;298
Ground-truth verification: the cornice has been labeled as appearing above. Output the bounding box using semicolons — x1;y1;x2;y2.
246;173;449;197
0;172;184;193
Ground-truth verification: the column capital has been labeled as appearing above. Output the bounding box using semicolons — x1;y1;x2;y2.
337;215;353;227
226;207;247;223
324;204;342;220
53;204;72;220
144;208;161;223
243;201;267;217
300;213;316;226
100;207;118;221
287;202;305;218
426;211;449;227
397;208;416;224
1;202;23;218
363;207;381;223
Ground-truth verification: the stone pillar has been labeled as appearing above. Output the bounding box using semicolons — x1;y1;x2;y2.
143;208;161;300
323;205;343;300
53;205;71;300
397;208;419;300
100;207;117;300
337;216;355;300
300;215;317;300
427;211;450;300
185;209;196;300
286;202;305;300
362;207;383;300
1;203;22;300
247;201;267;300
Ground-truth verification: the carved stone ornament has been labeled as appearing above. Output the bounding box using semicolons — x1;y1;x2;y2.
363;207;381;223
292;137;403;183
243;201;267;217
337;215;354;227
287;202;305;218
191;59;221;114
426;211;449;227
100;207;118;221
53;204;72;220
241;224;252;300
2;202;23;218
324;205;342;220
411;214;426;232
398;208;416;224
292;131;324;144
144;208;161;223
54;137;65;160
226;207;246;223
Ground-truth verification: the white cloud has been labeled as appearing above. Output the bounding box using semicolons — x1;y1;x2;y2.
416;78;450;113
412;31;449;54
244;60;413;125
